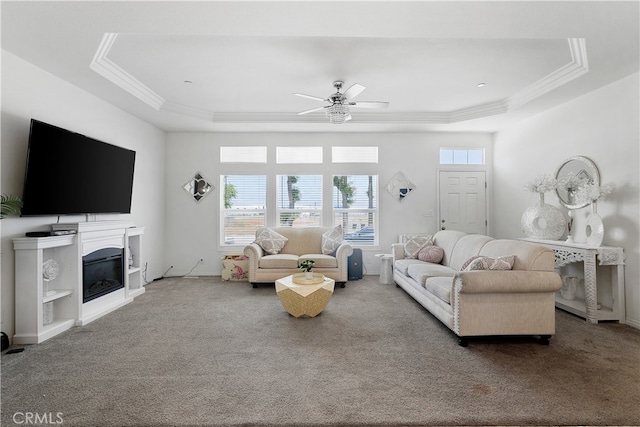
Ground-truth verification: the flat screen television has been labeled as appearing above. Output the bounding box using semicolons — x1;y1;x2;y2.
21;119;136;216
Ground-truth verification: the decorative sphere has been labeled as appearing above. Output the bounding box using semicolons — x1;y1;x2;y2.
521;202;566;240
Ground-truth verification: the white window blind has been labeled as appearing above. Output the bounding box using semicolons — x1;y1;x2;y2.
220;175;267;246
276;147;323;164
332;175;378;245
332;146;378;163
220;146;267;163
276;175;322;227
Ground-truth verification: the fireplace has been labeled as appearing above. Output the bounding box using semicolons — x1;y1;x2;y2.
82;247;124;303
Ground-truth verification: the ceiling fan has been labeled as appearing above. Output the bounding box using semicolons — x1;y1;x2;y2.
294;81;389;124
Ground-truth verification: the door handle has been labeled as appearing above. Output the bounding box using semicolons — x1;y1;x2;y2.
441;219;446;230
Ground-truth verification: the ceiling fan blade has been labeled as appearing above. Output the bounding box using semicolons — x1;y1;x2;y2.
343;83;366;100
294;93;326;102
349;101;389;109
297;106;327;115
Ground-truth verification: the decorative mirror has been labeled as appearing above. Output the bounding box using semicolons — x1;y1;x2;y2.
385;172;416;202
183;172;213;202
555;156;600;209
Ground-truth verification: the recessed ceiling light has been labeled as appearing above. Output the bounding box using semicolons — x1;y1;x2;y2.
184;80;193;84
477;82;486;88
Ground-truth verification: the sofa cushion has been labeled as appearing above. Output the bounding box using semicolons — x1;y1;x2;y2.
407;263;456;285
299;254;338;268
432;230;467;267
463;255;515;271
417;245;444;264
448;234;494;271
394;258;427;276
424;276;454;305
480;239;555;271
321;225;344;255
255;227;289;255
258;254;299;269
276;227;324;256
404;235;433;258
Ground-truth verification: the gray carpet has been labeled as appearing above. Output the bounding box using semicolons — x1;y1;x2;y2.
2;276;639;426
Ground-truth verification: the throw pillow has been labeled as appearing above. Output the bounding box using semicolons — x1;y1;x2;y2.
404;235;433;259
417;245;444;264
462;255;515;271
460;255;482;271
322;225;344;255
255;227;288;255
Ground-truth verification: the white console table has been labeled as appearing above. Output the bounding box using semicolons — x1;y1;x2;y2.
522;238;625;324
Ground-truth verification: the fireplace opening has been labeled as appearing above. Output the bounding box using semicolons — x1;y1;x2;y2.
82;248;124;303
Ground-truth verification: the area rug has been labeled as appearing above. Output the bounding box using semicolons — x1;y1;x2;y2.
2;275;639;426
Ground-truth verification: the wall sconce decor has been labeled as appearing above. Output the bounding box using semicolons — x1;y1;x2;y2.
183;172;213;202
385;172;416;202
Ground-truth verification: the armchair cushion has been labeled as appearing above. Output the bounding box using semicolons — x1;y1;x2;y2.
321;225;344;255
255;227;288;255
299;254;338;268
258;254;299;269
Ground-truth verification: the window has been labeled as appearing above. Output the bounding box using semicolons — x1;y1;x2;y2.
276;147;323;164
332;146;378;163
333;175;378;245
276;175;322;227
220;146;267;163
220;175;266;246
439;148;484;165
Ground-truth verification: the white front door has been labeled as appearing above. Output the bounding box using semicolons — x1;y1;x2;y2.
438;170;487;234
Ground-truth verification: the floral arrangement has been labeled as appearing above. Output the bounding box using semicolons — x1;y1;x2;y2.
299;259;315;273
557;173;588;192
523;174;558;193
575;183;614;204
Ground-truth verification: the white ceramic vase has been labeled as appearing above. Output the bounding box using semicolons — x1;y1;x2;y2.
521;193;566;240
585;201;604;247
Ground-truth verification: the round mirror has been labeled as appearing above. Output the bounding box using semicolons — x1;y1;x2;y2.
555;156;600;209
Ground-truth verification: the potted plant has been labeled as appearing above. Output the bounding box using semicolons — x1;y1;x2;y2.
299;259;315;280
1;194;23;219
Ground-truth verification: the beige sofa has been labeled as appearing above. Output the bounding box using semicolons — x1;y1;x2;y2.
392;230;562;346
244;227;353;287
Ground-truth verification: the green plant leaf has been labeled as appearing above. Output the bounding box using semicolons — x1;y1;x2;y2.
1;193;23;219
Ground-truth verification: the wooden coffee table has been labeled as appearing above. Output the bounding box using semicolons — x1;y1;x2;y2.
275;274;335;318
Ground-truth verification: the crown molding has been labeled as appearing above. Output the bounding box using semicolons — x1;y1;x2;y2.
91;35;588;125
90;33;165;110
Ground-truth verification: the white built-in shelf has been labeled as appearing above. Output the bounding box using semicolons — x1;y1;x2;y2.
43;289;74;304
14;222;146;344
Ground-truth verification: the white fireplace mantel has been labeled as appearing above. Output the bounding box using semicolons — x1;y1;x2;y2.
14;221;145;344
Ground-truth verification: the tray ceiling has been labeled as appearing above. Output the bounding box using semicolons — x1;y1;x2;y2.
2;1;638;132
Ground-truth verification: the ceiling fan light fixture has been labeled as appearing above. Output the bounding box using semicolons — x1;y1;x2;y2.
326;103;350;124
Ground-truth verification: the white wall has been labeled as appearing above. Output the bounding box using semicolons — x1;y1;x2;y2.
493;72;640;328
0;51;167;337
164;132;492;277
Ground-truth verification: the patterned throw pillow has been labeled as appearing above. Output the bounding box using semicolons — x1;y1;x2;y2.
255;227;288;255
404;235;433;259
322;225;344;255
462;255;515;271
417;245;444;264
